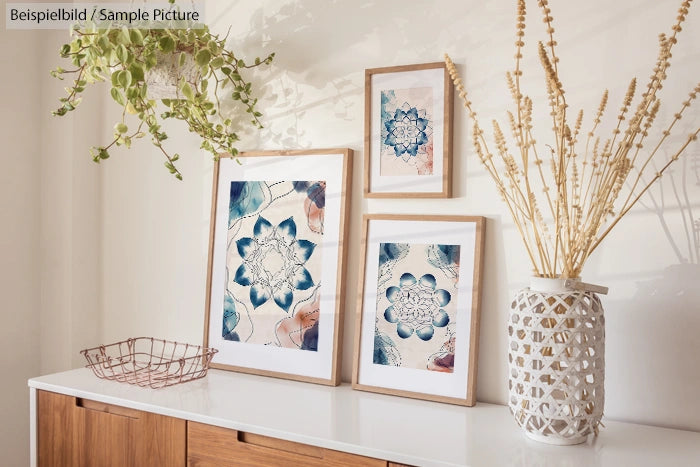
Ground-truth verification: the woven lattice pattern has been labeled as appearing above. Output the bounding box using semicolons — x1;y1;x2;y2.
508;287;605;444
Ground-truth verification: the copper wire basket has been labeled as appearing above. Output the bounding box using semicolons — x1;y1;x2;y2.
81;337;218;389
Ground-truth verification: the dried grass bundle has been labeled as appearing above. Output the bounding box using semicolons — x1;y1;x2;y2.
446;0;700;278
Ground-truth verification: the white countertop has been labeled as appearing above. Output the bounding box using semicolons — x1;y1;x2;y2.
29;368;700;467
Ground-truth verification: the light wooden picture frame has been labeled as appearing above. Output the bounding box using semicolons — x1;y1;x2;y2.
203;149;353;386
364;62;453;198
353;214;485;405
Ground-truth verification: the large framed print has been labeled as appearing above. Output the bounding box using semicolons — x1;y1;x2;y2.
204;149;352;386
364;62;453;198
353;214;485;405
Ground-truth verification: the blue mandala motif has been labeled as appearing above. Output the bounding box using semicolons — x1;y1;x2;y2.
383;273;451;341
233;215;316;312
384;103;431;158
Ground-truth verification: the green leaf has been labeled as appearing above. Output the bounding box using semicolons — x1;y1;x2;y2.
195;49;211;67
110;87;125;106
115;123;128;134
221;67;231;75
144;52;157;69
201;79;208;92
97;36;111;53
130;29;143;46
60;44;70;56
158;36;176;54
129;63;145;82
120;27;131;44
124;49;134;67
179;52;186;67
181;82;194;100
210;57;224;69
111;70;121;87
125;87;137;100
118;70;132;89
99;148;110;159
115;44;128;63
116;44;127;63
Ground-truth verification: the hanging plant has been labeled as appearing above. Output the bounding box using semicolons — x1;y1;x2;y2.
51;13;274;180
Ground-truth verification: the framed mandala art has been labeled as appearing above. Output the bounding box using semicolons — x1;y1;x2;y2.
204;149;352;385
353;214;485;405
364;62;453;198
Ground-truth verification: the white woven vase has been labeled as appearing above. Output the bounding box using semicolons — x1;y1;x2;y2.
508;277;605;445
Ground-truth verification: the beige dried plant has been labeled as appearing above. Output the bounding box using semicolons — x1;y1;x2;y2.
446;0;700;278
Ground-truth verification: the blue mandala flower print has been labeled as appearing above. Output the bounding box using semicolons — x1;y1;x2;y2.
233;215;316;312
383;273;451;341
384;102;432;158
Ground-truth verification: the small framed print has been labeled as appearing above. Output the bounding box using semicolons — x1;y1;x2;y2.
364;62;453;198
353;214;485;405
204;149;352;386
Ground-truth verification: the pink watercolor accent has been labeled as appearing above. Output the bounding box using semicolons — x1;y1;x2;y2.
275;291;320;349
427;337;456;373
305;181;325;234
416;140;434;175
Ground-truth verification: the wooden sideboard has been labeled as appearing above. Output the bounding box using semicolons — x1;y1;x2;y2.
37;390;390;466
37;390;185;466
29;368;700;467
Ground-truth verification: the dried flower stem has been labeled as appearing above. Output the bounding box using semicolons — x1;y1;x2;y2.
446;0;699;278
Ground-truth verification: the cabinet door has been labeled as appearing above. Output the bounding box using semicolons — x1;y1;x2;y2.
37;390;186;467
187;421;386;467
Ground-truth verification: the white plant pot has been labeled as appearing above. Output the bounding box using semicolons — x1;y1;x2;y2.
145;51;200;100
508;277;605;445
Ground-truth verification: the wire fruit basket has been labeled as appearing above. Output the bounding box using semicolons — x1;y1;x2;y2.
81;337;218;389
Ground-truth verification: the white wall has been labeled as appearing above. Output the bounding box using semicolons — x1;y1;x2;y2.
7;7;697;465
38;29;104;376
0;14;42;467
0;19;104;465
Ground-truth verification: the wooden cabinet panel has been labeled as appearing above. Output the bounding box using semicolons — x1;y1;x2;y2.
187;421;386;467
38;390;186;467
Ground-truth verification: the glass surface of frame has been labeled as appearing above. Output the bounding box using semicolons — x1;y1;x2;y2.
353;214;484;405
204;149;353;386
364;62;454;198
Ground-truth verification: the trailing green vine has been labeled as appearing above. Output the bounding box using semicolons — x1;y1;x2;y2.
52;17;274;179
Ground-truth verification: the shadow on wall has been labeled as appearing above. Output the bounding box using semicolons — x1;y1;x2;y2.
637;146;700;266
606;147;700;431
215;0;374;148
211;0;492;150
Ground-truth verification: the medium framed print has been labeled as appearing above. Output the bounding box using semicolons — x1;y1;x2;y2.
364;62;453;198
204;149;352;386
353;214;485;405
